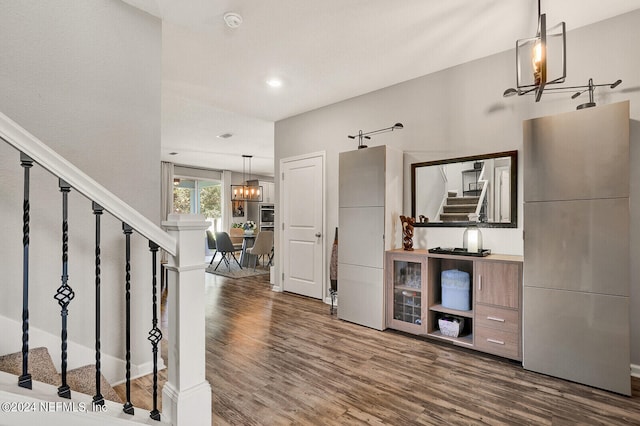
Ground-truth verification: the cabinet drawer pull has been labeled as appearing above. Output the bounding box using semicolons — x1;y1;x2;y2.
487;316;505;323
478;275;482;291
487;338;505;345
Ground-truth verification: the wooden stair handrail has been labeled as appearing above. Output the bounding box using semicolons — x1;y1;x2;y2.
0;111;176;256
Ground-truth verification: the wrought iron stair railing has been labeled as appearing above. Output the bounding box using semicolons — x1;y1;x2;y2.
1;112;179;421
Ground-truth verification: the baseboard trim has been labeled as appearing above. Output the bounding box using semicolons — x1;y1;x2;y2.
110;358;167;386
323;295;338;307
631;363;640;378
0;314;157;385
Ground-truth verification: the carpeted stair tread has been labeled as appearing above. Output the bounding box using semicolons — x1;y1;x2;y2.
0;347;60;387
66;365;122;403
443;204;477;213
447;196;480;205
440;212;471;221
0;347;122;404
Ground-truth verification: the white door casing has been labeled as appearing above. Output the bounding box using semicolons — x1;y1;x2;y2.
280;152;325;299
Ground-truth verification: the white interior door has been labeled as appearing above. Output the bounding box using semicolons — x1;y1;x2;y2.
494;166;510;222
281;153;324;299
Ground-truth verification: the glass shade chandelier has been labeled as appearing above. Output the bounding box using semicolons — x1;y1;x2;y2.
231;155;263;202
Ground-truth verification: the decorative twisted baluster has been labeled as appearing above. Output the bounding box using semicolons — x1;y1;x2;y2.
19;153;33;390
92;202;105;406
55;179;75;398
122;223;134;415
148;241;162;421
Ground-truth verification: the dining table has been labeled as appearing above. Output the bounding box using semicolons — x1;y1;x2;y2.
239;233;256;267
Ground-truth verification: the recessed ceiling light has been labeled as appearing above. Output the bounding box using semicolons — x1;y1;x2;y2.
169;152;178;156
266;78;283;88
217;133;233;139
223;12;243;28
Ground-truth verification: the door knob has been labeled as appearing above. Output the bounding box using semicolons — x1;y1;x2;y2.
315;232;322;238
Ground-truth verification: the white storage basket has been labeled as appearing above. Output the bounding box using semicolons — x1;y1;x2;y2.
438;317;464;337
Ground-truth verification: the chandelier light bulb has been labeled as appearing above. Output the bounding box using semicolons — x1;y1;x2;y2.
532;39;543;86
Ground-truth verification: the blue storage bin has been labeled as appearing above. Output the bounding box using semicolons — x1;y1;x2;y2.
441;269;470;311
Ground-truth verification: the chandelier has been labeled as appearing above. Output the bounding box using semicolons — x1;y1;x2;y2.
504;0;566;102
231;155;263;202
502;1;622;109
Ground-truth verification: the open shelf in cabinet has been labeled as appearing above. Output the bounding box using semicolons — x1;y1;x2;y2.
426;255;474;346
427;330;474;347
426;309;474;346
428;304;473;318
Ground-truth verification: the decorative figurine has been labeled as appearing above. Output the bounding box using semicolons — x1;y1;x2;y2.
399;215;415;251
419;215;428;224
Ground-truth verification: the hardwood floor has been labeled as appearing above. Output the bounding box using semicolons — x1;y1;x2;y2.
115;272;640;425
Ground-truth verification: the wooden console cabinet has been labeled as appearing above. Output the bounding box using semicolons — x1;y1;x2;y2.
385;249;523;361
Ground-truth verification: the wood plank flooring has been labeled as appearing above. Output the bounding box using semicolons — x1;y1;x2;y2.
115;272;640;425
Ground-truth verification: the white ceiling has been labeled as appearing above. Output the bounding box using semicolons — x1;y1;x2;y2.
122;0;640;176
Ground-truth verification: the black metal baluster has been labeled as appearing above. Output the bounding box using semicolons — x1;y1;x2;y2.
148;241;162;421
92;202;105;406
18;153;33;390
122;223;134;415
55;179;75;398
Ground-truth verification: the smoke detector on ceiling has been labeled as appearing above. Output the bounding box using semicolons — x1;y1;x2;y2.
223;12;243;28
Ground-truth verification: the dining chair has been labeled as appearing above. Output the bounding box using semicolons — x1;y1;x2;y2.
206;230;218;265
229;227;245;251
213;231;243;271
246;231;273;271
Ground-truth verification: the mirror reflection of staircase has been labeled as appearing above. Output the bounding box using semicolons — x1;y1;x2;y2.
440;195;480;222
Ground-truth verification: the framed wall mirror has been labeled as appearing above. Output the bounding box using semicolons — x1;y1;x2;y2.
411;150;517;227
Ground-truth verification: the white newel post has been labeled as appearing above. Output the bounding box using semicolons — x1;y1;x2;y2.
161;214;212;426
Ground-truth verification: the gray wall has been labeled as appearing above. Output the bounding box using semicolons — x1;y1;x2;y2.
0;0;161;369
275;10;640;364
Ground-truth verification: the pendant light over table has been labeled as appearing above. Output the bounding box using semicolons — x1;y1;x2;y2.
231;155;263;202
